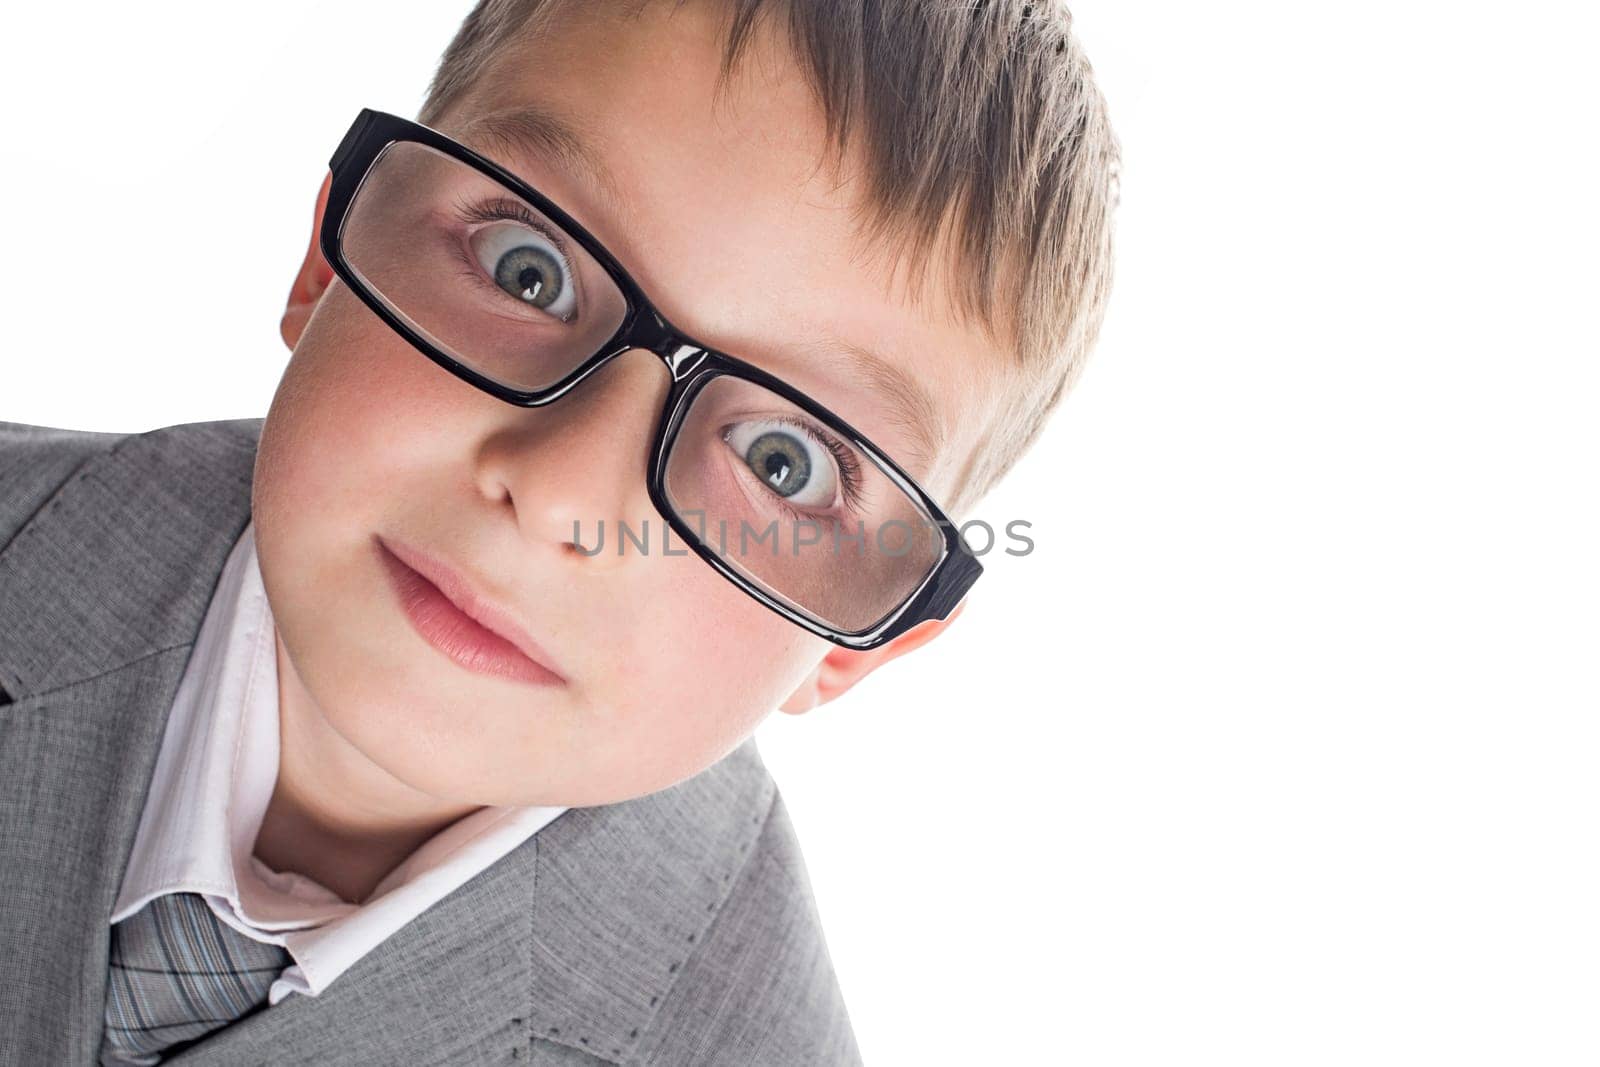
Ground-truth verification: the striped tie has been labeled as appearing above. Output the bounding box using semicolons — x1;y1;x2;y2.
100;891;292;1065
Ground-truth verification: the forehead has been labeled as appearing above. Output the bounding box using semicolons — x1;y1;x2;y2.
437;1;998;493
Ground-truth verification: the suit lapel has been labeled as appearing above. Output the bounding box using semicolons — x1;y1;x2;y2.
0;418;778;1065
0;419;259;1065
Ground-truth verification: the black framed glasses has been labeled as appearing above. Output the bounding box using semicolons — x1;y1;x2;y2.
320;108;981;650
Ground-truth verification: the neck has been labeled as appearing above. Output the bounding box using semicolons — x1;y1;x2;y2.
251;629;484;904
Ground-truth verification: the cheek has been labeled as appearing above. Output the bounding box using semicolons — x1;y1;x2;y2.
598;560;825;775
261;284;457;478
254;282;487;550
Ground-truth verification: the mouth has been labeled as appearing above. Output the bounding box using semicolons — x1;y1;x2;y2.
375;535;566;688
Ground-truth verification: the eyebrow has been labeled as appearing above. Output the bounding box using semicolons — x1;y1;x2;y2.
793;337;946;479
453;105;947;478
454;103;626;216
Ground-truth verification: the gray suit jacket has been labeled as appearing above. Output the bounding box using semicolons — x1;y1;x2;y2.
0;418;862;1066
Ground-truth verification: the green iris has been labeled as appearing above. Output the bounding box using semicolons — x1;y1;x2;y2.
492;245;565;309
744;430;811;497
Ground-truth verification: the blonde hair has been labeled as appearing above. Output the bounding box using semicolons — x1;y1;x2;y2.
418;0;1120;517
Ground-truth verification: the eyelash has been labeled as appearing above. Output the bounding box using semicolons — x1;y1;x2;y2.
731;414;867;518
447;194;581;320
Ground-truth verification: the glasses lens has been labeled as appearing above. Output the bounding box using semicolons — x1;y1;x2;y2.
662;374;945;634
338;141;628;393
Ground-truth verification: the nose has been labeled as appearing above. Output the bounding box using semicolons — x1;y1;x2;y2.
472;348;671;569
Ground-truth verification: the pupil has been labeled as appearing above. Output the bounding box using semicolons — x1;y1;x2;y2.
518;267;543;300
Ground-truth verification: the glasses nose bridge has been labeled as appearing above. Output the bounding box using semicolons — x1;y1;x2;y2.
608;298;709;374
660;342;710;382
535;330;706;415
608;306;709;383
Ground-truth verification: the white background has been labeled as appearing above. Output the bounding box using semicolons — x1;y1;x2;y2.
3;2;1596;1064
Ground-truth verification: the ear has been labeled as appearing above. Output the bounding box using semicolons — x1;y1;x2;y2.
778;599;967;715
280;171;336;351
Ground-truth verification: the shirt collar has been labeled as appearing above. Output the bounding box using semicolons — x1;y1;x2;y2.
110;519;351;928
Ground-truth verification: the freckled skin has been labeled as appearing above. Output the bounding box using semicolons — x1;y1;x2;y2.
250;0;986;895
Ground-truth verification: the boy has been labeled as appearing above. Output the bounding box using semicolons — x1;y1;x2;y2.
0;0;1117;1063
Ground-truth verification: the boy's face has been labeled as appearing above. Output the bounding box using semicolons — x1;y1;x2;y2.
254;1;997;808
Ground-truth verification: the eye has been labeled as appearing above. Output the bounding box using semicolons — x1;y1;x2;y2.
724;420;840;510
467;221;579;321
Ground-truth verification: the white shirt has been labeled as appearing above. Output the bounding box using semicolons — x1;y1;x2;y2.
110;520;568;1006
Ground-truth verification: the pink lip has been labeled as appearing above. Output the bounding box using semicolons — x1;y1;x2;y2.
375;536;566;687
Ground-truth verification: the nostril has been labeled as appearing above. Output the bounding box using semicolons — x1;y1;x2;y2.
565;520;605;558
